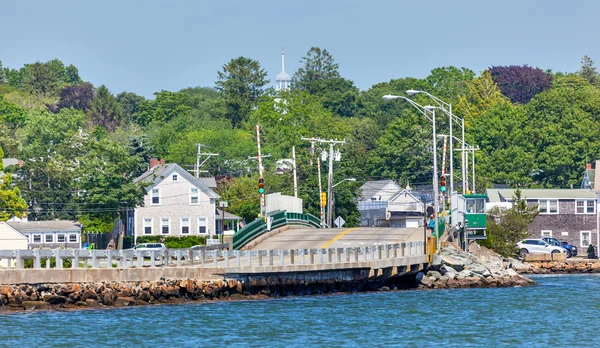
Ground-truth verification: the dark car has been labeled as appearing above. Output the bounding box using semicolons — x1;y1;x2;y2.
542;237;576;258
560;241;578;257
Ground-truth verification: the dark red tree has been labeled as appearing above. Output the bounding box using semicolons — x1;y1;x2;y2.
488;65;552;104
57;82;94;111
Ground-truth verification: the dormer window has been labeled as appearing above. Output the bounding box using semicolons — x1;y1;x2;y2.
172;174;178;181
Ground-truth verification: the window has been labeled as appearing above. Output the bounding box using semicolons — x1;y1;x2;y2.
152;189;160;204
541;230;552;237
143;218;153;235
172;174;178;181
198;217;207;234
161;218;170;235
561;231;569;237
57;234;66;243
576;200;595;214
539;200;558;214
69;234;77;243
181;217;190;234
190;188;199;204
465;199;485;213
45;234;53;243
581;231;591;247
33;234;41;243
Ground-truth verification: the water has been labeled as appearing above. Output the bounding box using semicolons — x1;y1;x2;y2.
3;274;600;347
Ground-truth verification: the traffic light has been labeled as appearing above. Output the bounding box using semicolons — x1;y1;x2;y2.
258;178;265;194
320;192;327;206
440;175;446;193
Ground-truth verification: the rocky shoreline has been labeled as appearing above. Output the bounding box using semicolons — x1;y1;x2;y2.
417;245;536;290
511;258;600;274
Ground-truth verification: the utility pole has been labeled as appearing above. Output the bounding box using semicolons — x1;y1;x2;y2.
249;125;271;219
317;149;324;227
190;144;219;178
301;137;346;228
292;146;298;198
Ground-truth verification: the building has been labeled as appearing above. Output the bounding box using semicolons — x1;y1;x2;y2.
133;160;220;241
358;180;401;227
275;47;291;92
0;222;28;268
7;220;82;249
386;189;425;228
486;188;597;248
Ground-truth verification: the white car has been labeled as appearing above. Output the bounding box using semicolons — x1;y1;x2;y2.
515;239;566;258
133;243;167;254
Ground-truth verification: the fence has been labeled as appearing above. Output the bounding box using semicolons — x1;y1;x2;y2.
0;241;425;270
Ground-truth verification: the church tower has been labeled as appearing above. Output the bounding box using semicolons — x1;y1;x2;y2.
275;46;291;91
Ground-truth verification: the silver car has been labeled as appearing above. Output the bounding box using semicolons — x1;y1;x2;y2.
515;239;566;258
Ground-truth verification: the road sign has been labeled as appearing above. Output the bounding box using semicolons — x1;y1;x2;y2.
334;216;345;228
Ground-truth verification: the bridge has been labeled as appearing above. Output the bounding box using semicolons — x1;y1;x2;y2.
232;210;426;251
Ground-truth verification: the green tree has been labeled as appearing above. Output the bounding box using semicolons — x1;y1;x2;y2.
578;55;599;86
88;85;122;132
0;146;28;220
480;189;538;257
22;59;65;98
137;91;191;126
425;66;475;100
215;56;268;127
0;60;6;84
456;71;509;125
292;47;340;93
116;91;146;124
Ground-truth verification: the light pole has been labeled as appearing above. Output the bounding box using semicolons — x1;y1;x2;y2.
332;178;357;188
383;95;439;250
406;90;465;200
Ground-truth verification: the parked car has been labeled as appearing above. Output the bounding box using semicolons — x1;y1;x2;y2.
133;243;167;256
560;241;578;257
542;237;576;258
515;239;567;258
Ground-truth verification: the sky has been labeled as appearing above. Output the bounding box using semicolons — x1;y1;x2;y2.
2;0;599;98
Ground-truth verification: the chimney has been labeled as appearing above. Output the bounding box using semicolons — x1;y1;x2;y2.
587;163;592;170
149;158;165;170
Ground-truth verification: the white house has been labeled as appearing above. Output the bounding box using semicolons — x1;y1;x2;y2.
0;222;28;268
133;161;220;242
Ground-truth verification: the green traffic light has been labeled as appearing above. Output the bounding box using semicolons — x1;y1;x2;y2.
258;188;265;194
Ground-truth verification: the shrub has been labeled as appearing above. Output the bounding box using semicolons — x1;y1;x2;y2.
135;235;206;249
24;257;73;269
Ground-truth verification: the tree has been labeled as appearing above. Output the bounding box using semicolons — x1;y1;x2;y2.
292;47;340;94
215;56;269;127
58;82;94;111
87;85;122;131
425;66;475;100
22;59;65;98
0;60;6;84
0;146;28;220
456;71;509;124
480;189;538;257
578;55;599;86
137;91;191;126
63;64;82;85
116;91;146;124
488;65;553;104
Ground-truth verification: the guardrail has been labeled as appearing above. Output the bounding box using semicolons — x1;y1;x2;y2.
232;210;326;250
0;241;426;270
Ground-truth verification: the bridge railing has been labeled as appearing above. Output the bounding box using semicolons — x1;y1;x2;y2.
0;241;426;270
232;210;325;250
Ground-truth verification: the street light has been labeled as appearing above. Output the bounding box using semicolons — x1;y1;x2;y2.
333;178;356;188
404;90;464;204
382;94;439;250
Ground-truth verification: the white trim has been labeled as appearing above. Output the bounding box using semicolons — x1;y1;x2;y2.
538;199;559;214
160;217;170;235
57;233;66;243
33;234;41;243
190;188;199;205
45;233;54;243
69;234;78;243
143;217;153;235
198;217;208;235
580;230;592;247
151;188;161;205
575;200;595;214
181;217;190;234
541;230;552;238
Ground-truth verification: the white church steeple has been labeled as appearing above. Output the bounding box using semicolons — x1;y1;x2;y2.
275;46;291;91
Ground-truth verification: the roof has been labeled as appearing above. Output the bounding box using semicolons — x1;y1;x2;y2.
134;163;220;199
276;71;291;81
359;180;400;201
2;158;22;168
198;177;217;189
486;188;597;203
0;222;28;240
7;220;82;233
389;189;422;203
216;209;241;220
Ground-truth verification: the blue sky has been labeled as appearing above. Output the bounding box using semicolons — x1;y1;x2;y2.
2;0;598;98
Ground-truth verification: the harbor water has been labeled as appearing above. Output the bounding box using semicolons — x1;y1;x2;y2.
3;274;599;347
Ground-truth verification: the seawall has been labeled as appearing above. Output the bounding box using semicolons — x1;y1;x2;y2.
513;259;600;274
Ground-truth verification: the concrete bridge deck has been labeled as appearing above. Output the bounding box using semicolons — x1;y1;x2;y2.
248;226;426;250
